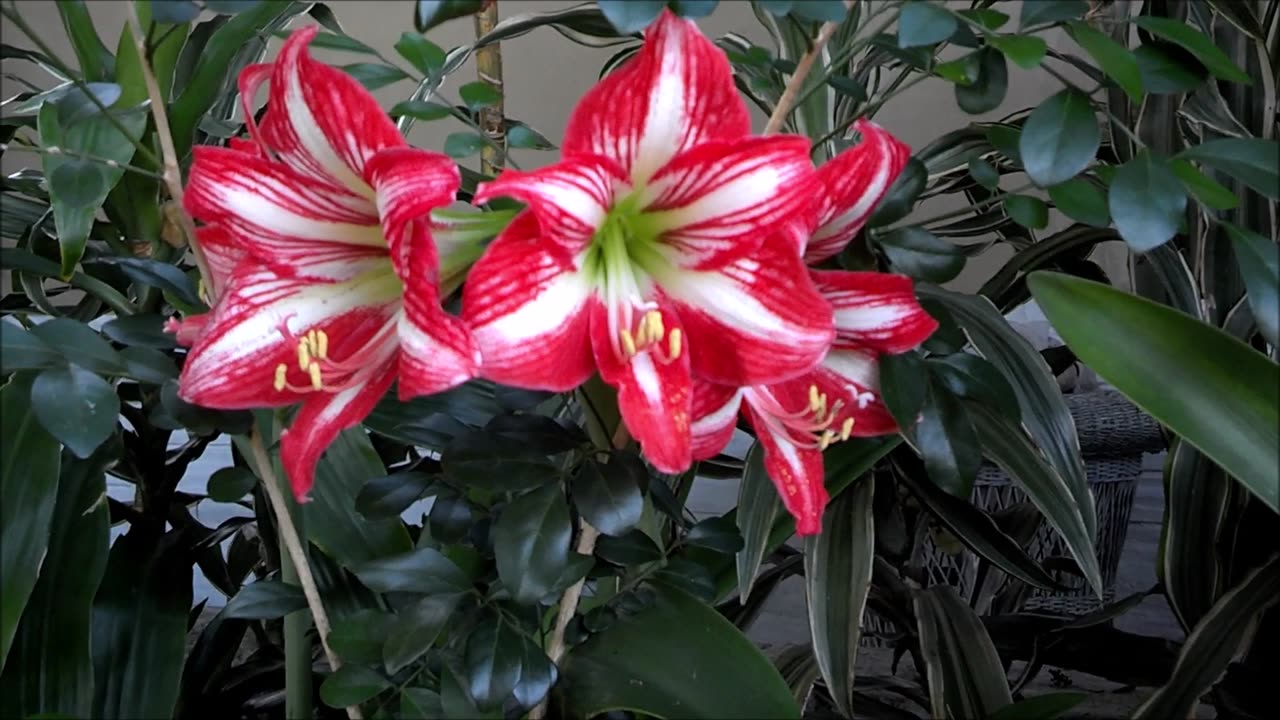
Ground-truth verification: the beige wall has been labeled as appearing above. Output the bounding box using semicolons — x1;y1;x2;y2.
1;0;1129;293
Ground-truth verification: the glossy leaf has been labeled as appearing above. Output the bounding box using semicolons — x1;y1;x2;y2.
356;471;434;519
573;457;643;537
464;617;523;711
898;1;957;48
390;99;454;121
513;633;557;709
223;580;308;619
927;353;1020;419
1004;194;1049;229
1134;557;1280;719
561;584;800;718
443;429;559;492
968;157;999;189
320;665;391;708
595;528;663;565
955;47;1008;114
1161;439;1233;631
1020;89;1099;187
1134;44;1207;94
915;378;981;497
1047;178;1110;227
868;157;926;227
394;31;446;75
494;484;572;604
1066;21;1142;102
1132;16;1249;84
876;227;965;283
879;350;927;431
736;443;782;602
384;595;457;674
0;372;62;671
206;466;255;502
915;585;1013;718
1178;138;1280;200
598;0;665;34
0;323;61;370
1018;0;1087;29
989;35;1046;69
92;257;201;307
1225;223;1279;347
415;0;487;32
460;81;502;110
804;479;874;718
31;364;119;459
1028;272;1279;511
56;1;114;81
687;515;744;554
28;318;123;375
1168;159;1238;211
1109;150;1186;252
353;547;471;596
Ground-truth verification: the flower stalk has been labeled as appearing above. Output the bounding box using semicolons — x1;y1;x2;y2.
473;1;506;175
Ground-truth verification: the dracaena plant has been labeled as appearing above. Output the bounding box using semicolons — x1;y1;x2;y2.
3;1;1275;720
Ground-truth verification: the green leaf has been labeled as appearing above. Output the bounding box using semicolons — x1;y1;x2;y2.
507;122;556;150
327;609;394;667
1161;439;1233;631
735;443;781;602
915;586;1013;718
968;402;1102;596
1178;138;1280;200
205;1;265;13
1019;89;1099;187
494;484;572;604
988;35;1046;69
464;617;523;711
415;0;487;32
513;633;557;708
868;157;926;227
595;528;663;565
1018;0;1087;29
927;353;1020;418
1028;272;1279;511
223;580;307;619
101;315;178;349
968;157;1000;189
1109;150;1186;252
28;319;123;375
597;0;665;34
353;546;471;595
1132;16;1249;84
687;515;744;554
429;491;475;543
986;693;1087;720
206;466;255;503
342;62;409;90
151;1;201;23
879;350;927;430
876;227;965;282
897;2;957;48
1004;194;1049;229
48;160;105;208
915;378;981;497
90;529;190;719
0;324;62;370
56;1;115;81
573;456;643;536
31;365;119;459
0;372;61;671
1225;223;1279;347
94;257;201;307
0;447;109;715
669;0;719;19
384;595;457;674
789;0;848;22
441;659;495;719
917;286;1096;539
485;413;586;453
1134;44;1206;94
1047;178;1110;227
1066;21;1143;102
986;124;1023;165
955;47;1008;114
1134;557;1280;719
443;430;559;492
320;665;392;708
459;81;502;110
394;31;446;75
390;99;453;121
444;132;487;159
804;479;874;718
561;584;801;718
1168;159;1238;210
401;687;443;719
355;471;434;519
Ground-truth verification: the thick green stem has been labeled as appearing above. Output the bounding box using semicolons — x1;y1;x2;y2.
280;513;314;720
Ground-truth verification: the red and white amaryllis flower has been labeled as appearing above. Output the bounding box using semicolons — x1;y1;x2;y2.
691;123;934;535
172;27;479;498
461;10;833;473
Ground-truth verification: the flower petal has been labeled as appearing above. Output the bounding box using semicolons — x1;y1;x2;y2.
185;145;385;279
690;381;742;460
590;299;693;474
461;213;595;391
809;270;938;353
653;233;835;387
473;155;625;254
642;136;817;269
178;259;400;409
806;119;912;264
741;386;828;536
195;224;244;299
562;9;750;185
365;147;461;283
282;359;397;500
798;348;899;437
254;27;406;196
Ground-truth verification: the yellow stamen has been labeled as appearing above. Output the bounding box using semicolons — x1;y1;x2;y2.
273;363;288;392
808;384;821;412
619;328;637;357
840;417;855;441
644;310;664;345
315;329;329;360
308;362;324;390
297;339;311;372
667;328;682;360
818;429;836;450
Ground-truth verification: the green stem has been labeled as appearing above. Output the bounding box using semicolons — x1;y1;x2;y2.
1;140;165;180
280;523;314;720
877;180;1036;232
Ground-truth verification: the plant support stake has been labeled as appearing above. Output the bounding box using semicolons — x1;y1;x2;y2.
474;1;506;175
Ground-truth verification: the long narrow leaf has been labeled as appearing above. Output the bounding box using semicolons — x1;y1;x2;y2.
915;585;1013;718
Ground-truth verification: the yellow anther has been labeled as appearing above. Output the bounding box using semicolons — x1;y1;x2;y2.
818;429;836;450
619;329;637;357
840;417;855;441
273;363;288;392
808;384;821;411
643;310;664;345
297;338;312;372
315;329;329;360
308;362;324;390
667;328;682;360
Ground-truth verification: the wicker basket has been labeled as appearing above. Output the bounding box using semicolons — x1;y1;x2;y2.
863;391;1164;643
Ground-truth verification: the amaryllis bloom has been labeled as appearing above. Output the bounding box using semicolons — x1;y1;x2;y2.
172;27;479;498
461;10;833;472
691;122;934;535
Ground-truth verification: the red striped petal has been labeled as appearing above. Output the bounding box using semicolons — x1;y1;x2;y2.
806;120;911;264
282;359;397;500
741;385;828;536
195;224;244;299
365;147;461;283
461;212;595;391
642;136;817;269
809;270;938;354
253;27;407;195
654;232;834;387
690;380;742;460
795;348;899;437
563;9;750;185
473;156;625;255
